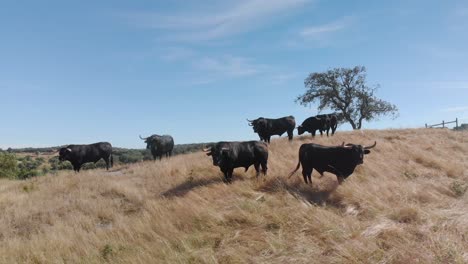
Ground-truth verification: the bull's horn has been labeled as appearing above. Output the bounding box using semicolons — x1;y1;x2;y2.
221;147;230;151
340;142;345;147
246;118;254;123
66;148;72;152
364;141;377;150
139;135;148;140
202;146;211;152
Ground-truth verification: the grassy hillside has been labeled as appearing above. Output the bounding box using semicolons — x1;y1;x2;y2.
0;128;466;263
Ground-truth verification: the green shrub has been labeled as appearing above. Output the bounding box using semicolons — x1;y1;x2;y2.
0;153;18;179
49;157;73;171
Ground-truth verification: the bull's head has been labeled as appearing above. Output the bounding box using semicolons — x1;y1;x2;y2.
140;135;158;150
297;125;305;135
58;147;72;162
247;118;266;133
203;145;230;166
342;141;376;164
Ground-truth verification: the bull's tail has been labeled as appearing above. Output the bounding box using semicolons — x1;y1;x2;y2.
288;159;301;179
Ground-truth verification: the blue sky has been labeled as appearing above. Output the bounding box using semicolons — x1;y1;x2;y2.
1;0;467;149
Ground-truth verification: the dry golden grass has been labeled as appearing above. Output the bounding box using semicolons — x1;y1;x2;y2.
0;128;467;263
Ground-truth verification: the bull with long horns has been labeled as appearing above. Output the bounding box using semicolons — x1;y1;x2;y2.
288;141;377;184
203;141;268;183
139;134;174;161
247;116;296;143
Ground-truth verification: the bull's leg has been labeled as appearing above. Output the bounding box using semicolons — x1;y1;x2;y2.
254;163;260;178
312;130;316;137
261;161;268;176
223;172;229;183
301;168;312;184
72;162;79;172
326;128;330;137
287;130;294;141
302;170;308;184
227;169;234;183
104;157;110;170
266;136;271;143
337;176;344;184
332;125;337;135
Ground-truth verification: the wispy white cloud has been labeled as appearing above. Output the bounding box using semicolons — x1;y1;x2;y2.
124;0;310;42
427;81;468;90
160;47;195;62
193;55;269;80
271;73;298;83
440;106;468;124
299;16;354;39
164;52;294;85
415;44;468;60
441;106;468;112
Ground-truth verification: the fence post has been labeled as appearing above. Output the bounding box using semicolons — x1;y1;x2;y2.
425;123;427;128
456;118;458;128
442;120;445;128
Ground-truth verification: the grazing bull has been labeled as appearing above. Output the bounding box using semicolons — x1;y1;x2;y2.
247;116;296;143
58;142;113;172
140;134;174;160
316;113;338;136
288;141;376;184
203;141;268;183
297;116;328;137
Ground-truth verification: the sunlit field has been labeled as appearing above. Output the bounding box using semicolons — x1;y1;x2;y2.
0;128;467;263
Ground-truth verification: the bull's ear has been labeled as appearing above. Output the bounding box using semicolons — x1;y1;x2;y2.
364;150;371;154
205;152;212;156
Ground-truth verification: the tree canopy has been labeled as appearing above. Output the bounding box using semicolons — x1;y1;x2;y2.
296;66;398;129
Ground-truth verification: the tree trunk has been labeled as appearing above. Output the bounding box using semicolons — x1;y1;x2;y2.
347;118;357;129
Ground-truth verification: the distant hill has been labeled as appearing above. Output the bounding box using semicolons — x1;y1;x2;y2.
6;142;214;155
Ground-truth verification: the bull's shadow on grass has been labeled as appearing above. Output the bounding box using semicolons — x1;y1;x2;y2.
257;176;338;206
161;173;248;198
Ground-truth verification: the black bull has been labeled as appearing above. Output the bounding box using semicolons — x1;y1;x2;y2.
247;116;296;143
297;114;338;137
203;141;268;183
58;142;113;172
297;116;327;137
140;134;174;160
288;141;376;184
316;114;338;136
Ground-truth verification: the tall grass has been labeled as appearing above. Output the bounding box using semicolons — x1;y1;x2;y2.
0;128;466;263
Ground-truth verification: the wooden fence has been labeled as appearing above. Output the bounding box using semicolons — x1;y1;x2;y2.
425;118;458;128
